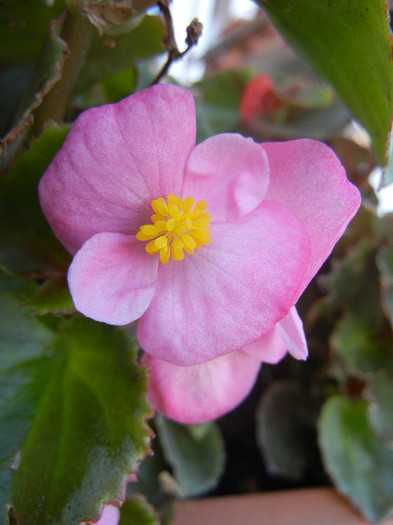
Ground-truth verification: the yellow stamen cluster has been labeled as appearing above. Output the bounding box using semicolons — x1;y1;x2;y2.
136;194;210;264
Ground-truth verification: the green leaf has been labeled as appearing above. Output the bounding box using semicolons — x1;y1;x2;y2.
0;122;71;276
257;0;393;167
119;496;158;525
156;415;225;498
0;283;152;525
0;14;69;158
319;396;393;523
193;70;250;143
255;381;308;480
365;371;393;446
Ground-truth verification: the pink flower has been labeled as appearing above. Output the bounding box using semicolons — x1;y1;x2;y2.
93;505;120;525
39;84;360;423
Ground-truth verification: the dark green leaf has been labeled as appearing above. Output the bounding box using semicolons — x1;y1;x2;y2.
119;496;158;525
255;381;308;480
0;1;66;67
319;396;393;523
257;0;393;167
0;294;152;525
0;122;71;276
156;415;225;498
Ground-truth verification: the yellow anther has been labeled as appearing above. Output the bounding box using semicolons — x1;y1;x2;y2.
137;194;210;264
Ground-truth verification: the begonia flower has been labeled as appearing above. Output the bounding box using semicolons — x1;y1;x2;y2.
39;84;360;423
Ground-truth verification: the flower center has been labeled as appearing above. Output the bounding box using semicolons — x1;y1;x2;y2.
136;194;211;265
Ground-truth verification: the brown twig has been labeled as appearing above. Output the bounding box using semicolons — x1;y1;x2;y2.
151;0;203;85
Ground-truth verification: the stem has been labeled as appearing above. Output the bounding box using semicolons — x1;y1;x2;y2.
33;8;95;134
151;1;202;85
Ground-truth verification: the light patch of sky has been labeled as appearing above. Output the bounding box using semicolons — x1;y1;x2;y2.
369;168;393;215
167;0;259;84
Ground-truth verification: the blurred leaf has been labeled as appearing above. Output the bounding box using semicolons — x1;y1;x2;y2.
0;15;69;157
320;241;381;324
252;95;350;142
365;371;393;446
156;415;225;498
319;396;393;523
332;310;393;376
257;0;393;167
255;381;308;480
81;0;157;35
0;122;71;276
74;15;165;97
193;70;250;143
376;244;393;328
1;306;152;525
119;496;158;525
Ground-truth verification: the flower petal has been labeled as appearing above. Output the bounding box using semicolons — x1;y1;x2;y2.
94;505;120;525
143;351;261;424
242;326;287;364
277;306;308;360
183;133;269;223
39;85;196;254
68;233;158;325
137;201;310;365
263;139;361;296
243;306;307;363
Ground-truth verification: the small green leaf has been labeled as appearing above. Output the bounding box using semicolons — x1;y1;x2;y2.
319;396;393;523
255;381;308;480
257;0;393;167
126;441;175;525
0;122;71;276
156;415;225;498
0;291;152;525
119;496;158;525
74;15;165;98
24;275;74;315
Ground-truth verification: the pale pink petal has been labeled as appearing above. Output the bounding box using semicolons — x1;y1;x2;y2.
183;133;269;222
263;139;361;296
39;84;196;254
143;351;261;424
243;306;307;363
93;505;120;525
68;233;158;325
277;306;308;360
137;201;310;365
243;326;287;364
